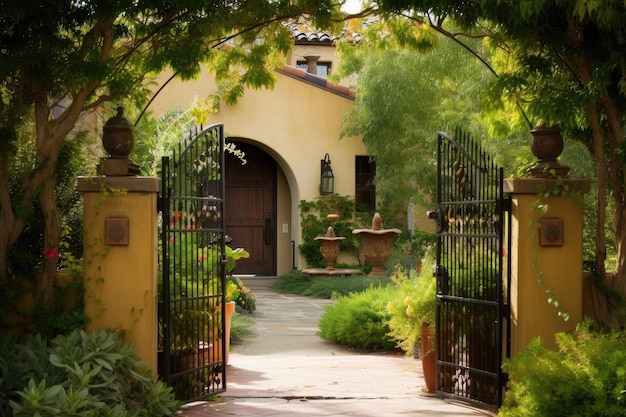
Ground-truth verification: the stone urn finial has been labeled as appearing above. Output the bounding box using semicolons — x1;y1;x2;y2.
526;125;570;178
103;106;133;159
372;212;383;230
99;106;141;175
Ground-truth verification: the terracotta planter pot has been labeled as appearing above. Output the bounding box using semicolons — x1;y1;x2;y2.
224;300;235;364
421;322;436;393
199;301;236;366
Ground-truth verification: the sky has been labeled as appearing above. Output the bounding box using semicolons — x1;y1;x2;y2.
341;0;363;13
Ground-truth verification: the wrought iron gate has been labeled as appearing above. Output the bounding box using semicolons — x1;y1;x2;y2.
431;131;511;409
159;124;227;401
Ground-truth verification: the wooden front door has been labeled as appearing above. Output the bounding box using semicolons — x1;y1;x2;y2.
225;142;276;275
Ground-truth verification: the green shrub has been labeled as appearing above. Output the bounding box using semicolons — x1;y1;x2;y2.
386;266;436;355
0;329;180;417
27;274;89;340
271;270;390;299
318;285;397;350
500;326;626;417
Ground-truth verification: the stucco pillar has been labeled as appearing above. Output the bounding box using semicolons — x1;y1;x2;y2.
78;176;160;372
504;177;589;356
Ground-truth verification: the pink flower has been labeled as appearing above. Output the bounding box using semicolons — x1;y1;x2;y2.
43;248;58;259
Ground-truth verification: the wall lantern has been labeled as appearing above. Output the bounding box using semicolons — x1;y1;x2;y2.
320;153;335;195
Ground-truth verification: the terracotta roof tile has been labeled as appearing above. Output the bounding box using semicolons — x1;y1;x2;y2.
287;22;365;45
277;65;355;99
293;30;339;45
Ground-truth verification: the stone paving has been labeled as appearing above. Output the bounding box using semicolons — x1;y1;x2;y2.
178;277;494;417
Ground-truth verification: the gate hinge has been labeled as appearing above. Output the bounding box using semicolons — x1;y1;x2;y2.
157;195;165;213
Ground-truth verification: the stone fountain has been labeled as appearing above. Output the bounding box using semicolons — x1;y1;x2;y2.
302;214;362;278
315;225;345;270
353;213;401;276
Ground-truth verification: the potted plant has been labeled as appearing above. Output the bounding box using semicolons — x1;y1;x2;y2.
386;249;437;393
188;244;250;365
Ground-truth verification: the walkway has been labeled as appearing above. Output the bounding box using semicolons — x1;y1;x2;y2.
179;277;494;417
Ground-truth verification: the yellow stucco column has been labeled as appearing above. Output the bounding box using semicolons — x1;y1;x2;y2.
77;176;160;372
505;177;589;356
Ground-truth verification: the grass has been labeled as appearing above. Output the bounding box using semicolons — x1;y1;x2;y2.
230;311;256;345
270;269;393;298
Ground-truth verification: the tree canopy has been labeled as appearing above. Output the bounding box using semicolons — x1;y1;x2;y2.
334;19;492;209
367;0;626;327
0;0;345;307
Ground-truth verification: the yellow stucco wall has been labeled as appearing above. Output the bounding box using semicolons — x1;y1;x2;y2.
505;178;589;356
78;177;159;372
148;63;366;274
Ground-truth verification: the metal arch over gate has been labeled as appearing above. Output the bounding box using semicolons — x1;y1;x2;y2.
431;131;511;409
159;124;228;401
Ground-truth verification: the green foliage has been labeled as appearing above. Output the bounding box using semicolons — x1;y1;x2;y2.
132;107;199;177
335;21;491;209
299;195;363;268
386;264;436;355
58;222;84;276
163;233;219;351
0;0;345;319
318;285;397;351
228;277;256;314
377;0;626;318
384;228;435;275
500;326;626;417
162;214;252;352
271;270;390;299
28;286;89;340
224;246;250;275
0;330;180;417
7;132;91;278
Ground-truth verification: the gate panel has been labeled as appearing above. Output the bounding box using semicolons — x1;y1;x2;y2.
433;131;510;409
159;124;227;401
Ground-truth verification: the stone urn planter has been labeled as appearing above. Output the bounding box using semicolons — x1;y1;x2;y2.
102;106;134;158
352;213;401;276
526;125;570;178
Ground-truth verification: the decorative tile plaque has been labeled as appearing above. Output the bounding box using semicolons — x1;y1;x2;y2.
105;217;129;246
539;217;563;246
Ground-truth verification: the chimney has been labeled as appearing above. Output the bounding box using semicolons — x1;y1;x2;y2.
304;54;321;75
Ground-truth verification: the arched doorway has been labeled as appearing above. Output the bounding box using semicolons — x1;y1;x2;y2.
225;142;277;275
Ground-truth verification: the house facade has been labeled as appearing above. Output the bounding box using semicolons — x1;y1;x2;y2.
148;35;371;276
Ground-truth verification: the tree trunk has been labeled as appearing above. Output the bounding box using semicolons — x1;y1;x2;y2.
0;132;27;284
32;95;67;307
37;171;62;307
601;90;626;330
575;54;625;329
